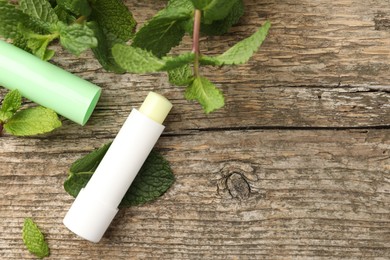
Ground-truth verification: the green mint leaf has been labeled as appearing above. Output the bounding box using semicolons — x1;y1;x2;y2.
17;24;58;60
162;52;195;71
54;5;77;24
0;0;29;39
19;0;58;25
190;0;212;9
203;0;237;24
64;144;174;207
64;171;93;197
199;54;220;66
89;22;125;73
165;0;194;12
113;44;194;73
168;64;194;86
89;0;136;42
200;0;244;36
1;89;22;116
12;34;30;52
4;106;61;136
57;0;91;16
87;0;136;71
22;218;50;259
0;111;12;122
0;110;13;122
201;21;271;66
185;76;224;113
65;142;112;197
132;13;189;58
216;21;270;64
57;21;97;55
112;44;165;73
70;142;111;174
26;36;56;61
120;150;174;207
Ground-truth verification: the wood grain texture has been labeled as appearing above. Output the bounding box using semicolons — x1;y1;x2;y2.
1;0;390;259
1;130;390;259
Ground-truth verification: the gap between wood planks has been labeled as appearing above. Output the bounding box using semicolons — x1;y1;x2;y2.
184;125;390;133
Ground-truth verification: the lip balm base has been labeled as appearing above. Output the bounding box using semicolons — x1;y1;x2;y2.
63;189;118;243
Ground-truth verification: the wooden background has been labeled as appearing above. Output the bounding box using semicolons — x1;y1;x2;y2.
1;0;390;259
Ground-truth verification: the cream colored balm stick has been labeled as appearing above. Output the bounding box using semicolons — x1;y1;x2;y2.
63;92;172;243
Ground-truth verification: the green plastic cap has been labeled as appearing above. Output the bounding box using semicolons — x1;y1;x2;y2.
139;92;172;124
0;40;101;125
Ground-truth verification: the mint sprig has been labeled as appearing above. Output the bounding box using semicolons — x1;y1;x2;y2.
0;0;135;70
22;218;50;259
64;143;174;207
0;0;98;60
112;0;270;113
0;89;62;136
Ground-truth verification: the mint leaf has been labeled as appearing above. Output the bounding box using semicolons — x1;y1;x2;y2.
26;35;56;61
113;44;194;73
87;0;136;71
132;13;189;58
70;142;111;173
168;64;194;86
64;171;93;197
89;22;125;73
4;106;62;136
201;21;271;66
0;0;29;39
19;0;58;25
22;218;50;259
165;0;194;12
0;111;12;122
120;151;174;207
185;76;224;113
13;34;30;52
216;21;270;64
190;0;212;9
162;52;195;71
57;0;91;16
112;44;165;73
64;144;174;207
1;89;22;115
65;142;112;197
200;0;244;36
203;0;237;24
54;5;76;24
89;0;136;42
57;22;97;55
16;23;58;60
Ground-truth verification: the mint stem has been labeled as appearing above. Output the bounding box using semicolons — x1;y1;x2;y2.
192;9;201;77
74;15;87;24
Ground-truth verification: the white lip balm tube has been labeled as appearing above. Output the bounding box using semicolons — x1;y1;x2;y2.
63;92;173;243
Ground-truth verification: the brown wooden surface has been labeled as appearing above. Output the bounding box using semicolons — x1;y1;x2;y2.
1;0;390;259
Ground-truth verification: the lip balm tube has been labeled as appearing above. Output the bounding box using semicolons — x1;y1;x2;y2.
63;92;173;242
0;40;101;125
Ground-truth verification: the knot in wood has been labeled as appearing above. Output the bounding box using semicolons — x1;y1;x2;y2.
226;172;251;200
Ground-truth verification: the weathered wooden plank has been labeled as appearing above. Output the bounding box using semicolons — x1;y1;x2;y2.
0;130;389;259
1;84;389;137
